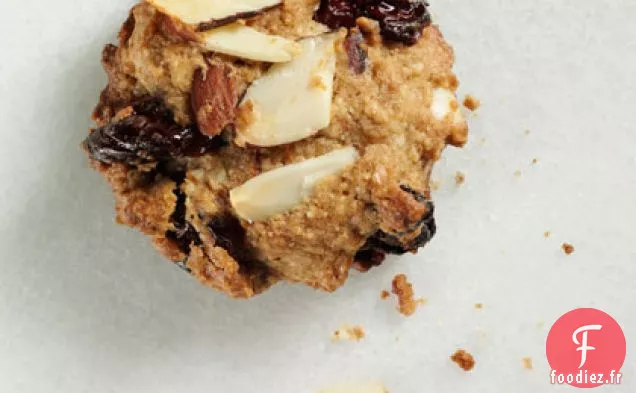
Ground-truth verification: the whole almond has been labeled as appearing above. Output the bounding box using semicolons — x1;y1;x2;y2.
191;63;238;137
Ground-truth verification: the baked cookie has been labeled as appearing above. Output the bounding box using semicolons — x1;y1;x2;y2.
83;0;468;298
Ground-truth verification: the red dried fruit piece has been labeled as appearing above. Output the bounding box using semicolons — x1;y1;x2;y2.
355;185;436;267
191;63;238;137
85;98;222;165
314;0;432;45
314;0;359;30
344;30;368;74
364;0;431;45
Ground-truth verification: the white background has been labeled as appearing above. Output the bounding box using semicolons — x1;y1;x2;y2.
0;0;634;392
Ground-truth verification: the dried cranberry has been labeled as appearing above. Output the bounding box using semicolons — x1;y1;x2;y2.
353;248;387;271
355;185;436;266
314;0;360;30
84;98;222;165
313;0;432;45
365;0;431;45
344;31;368;74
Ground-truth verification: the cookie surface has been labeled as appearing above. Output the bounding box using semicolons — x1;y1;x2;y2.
84;0;468;298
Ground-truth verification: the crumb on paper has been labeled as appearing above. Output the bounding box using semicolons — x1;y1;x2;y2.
532;158;539;165
451;349;475;371
463;95;481;111
537;321;545;329
391;274;419;316
522;357;533;370
380;290;390;300
479;137;486;145
524;129;531;135
455;171;466;186
332;324;365;342
416;297;427;306
474;303;483;310
430;180;441;191
562;243;575;255
513;170;522;177
544;231;551;238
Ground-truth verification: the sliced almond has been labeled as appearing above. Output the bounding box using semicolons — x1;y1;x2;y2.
236;34;337;147
230;147;358;222
431;88;464;124
147;0;281;29
200;23;301;62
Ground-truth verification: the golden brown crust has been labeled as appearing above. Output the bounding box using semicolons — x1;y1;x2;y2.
187;245;277;298
92;44;138;125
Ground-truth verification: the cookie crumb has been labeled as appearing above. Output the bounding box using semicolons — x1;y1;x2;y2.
463;95;481;111
451;349;475;371
391;274;418;316
544;231;551;238
430;180;441;191
474;303;483;310
332;324;366;342
455;171;466;186
524;129;531;135
309;75;328;91
562;243;575;255
522;357;533;370
537;321;545;329
532;158;539;165
380;290;390;300
513;170;522;177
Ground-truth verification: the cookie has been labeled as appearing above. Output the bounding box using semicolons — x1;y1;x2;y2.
83;0;468;298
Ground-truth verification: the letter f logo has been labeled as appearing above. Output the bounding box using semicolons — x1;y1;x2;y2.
572;325;603;368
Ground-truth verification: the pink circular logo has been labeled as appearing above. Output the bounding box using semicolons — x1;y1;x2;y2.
546;308;626;388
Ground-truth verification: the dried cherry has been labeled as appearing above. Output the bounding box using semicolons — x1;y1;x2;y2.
85;98;222;165
314;0;432;45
